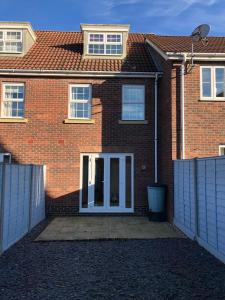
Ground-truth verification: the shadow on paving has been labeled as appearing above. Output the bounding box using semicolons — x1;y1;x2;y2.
0;219;225;300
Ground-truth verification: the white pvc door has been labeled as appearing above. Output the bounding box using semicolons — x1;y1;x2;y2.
80;153;133;213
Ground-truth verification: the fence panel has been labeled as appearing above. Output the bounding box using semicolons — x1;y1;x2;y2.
174;156;225;264
0;164;45;254
174;160;195;239
29;165;45;229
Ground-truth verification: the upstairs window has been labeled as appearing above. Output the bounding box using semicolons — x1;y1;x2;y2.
201;66;225;100
69;84;91;119
122;85;145;120
88;33;122;55
0;30;22;53
2;83;25;118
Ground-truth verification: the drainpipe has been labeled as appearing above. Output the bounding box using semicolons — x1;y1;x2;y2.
180;54;186;159
154;73;159;183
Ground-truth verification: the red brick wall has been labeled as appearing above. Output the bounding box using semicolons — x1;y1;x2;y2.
184;62;225;158
0;76;155;215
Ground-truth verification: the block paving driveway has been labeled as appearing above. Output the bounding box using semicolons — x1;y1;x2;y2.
0;219;225;299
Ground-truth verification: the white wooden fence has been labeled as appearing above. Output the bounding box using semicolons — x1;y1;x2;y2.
174;157;225;264
0;164;45;254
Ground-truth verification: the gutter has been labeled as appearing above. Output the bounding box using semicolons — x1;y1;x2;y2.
0;69;163;78
166;52;225;61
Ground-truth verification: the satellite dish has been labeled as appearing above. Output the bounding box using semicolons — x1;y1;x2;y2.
191;24;210;42
190;24;210;67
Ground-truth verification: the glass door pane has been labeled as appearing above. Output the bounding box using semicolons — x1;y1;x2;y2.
94;157;104;207
110;158;120;207
125;156;132;208
82;156;89;208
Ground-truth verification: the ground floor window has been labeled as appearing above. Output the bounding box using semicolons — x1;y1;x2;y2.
219;145;225;156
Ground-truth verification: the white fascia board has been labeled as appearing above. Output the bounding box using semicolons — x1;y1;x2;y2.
166;52;225;61
0;69;163;78
80;24;130;32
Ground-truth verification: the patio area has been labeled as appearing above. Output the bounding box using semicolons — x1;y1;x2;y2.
36;216;184;241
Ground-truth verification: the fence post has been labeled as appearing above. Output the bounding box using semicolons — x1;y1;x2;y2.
0;164;6;254
28;165;34;232
193;158;199;239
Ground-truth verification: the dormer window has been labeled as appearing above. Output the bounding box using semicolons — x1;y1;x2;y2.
81;24;129;59
88;33;122;55
0;30;22;53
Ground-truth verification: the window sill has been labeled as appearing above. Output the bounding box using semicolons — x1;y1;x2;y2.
118;120;148;125
63;119;95;124
0;118;28;123
199;98;225;102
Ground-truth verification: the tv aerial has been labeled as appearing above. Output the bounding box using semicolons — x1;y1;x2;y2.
191;24;210;65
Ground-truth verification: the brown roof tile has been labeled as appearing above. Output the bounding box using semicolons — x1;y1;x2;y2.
146;34;225;54
0;31;157;72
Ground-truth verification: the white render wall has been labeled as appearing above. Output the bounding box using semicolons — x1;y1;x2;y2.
174;157;225;264
0;164;45;254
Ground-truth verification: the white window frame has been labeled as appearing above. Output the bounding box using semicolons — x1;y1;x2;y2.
68;84;92;119
122;85;145;121
0;153;11;163
1;82;25;118
87;32;123;56
0;29;23;53
219;145;225;156
200;66;225;101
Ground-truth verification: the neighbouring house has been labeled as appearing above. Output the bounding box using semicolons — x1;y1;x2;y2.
0;21;225;220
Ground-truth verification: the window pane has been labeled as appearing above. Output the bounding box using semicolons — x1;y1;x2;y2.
202;68;212;98
71;87;90;101
202;83;211;98
202;68;211;82
123;86;145;104
0;32;3;40
82;156;89;208
89;34;104;42
106;44;122;54
5;85;24;100
5;41;22;52
6;31;21;40
216;83;225;97
110;158;119;207
216;68;225;97
123;104;144;120
88;44;104;54
125;156;132;208
216;68;224;82
107;34;121;43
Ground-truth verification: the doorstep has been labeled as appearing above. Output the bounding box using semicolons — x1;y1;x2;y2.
36;216;185;241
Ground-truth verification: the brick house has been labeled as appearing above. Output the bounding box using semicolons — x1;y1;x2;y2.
0;22;224;220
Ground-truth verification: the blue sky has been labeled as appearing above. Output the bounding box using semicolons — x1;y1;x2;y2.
0;0;224;35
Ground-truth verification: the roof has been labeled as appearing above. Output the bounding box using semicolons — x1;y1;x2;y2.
146;34;225;54
0;30;157;73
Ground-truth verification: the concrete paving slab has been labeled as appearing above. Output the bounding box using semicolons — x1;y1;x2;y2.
36;216;185;241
